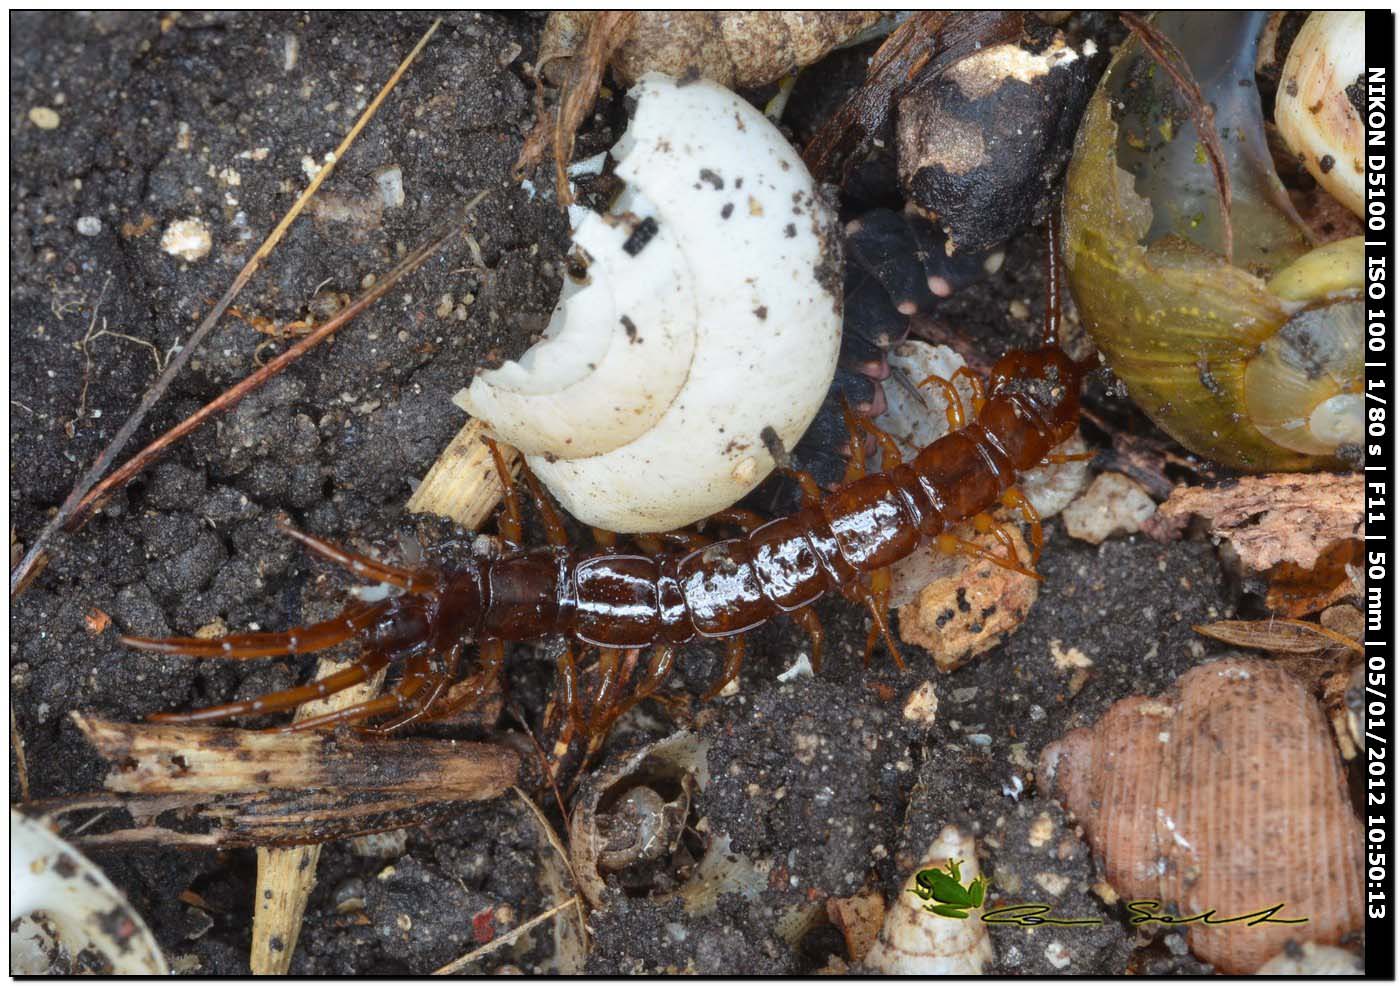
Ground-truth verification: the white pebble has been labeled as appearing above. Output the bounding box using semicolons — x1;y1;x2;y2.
76;216;102;237
1062;472;1156;545
28;106;60;130
160;218;212;262
373;164;404;209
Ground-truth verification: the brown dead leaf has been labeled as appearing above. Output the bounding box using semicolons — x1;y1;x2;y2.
1194;618;1362;655
1157;473;1361;572
1265;538;1359;617
827;886;886;965
803;11;1022;182
515;11;635;206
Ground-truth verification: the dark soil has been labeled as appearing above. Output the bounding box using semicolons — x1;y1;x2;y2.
11;11;1257;976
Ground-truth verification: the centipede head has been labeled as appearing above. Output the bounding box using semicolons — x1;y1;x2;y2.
986;346;1087;446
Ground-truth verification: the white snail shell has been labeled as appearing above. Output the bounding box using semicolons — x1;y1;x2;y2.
862;824;994;974
1275;11;1364;218
10;810;168;974
459;72;842;533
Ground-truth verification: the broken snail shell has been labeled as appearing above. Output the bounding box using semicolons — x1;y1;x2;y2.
1038;658;1364;974
1274;11;1364;218
1062;12;1363;472
460;72;842;532
569;730;820;947
10;810;169;974
896;16;1098;255
536;11;892;90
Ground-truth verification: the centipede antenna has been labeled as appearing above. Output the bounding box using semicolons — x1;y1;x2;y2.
1042;209;1062;350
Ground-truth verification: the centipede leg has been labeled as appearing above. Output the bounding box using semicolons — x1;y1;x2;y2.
951;366;986;416
275;520;430;592
852;413;903;471
860;568;906;671
1041;450;1095;465
586;649;626;735
590;527;619;551
702;636;746;701
1000;488;1044;565
709;507;767;534
556;641;586;736
791;607;825;674
918;374;966;429
149;650;391;725
783;467;825;507
838;396;869;483
283;687;423;732
595;644;676;733
938;515;1042;581
420;641;503;725
485;437;524;545
369;644;463;733
122;600;390;659
763;427;826;506
519;466;569;547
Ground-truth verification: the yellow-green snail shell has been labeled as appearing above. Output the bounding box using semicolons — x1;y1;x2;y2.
1062;11;1363;471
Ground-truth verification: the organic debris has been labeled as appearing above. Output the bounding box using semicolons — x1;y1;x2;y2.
63;714;520;848
1156;472;1362;571
895;523;1039;671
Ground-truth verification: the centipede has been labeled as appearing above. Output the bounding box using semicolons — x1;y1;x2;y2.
121;217;1095;746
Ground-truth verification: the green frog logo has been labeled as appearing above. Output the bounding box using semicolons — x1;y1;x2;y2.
911;858;988;920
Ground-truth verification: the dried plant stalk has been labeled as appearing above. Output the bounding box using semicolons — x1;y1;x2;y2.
71;714;519;848
251;662;388;974
407;417;519;526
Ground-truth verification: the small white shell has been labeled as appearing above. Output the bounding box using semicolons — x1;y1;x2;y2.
10;810;168;974
1275;11;1364;217
459;72;842;532
863;824;994;974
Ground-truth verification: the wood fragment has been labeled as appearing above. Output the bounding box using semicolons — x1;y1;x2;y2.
70;714;520;848
1156;473;1362;572
407;418;519;527
251;663;387;975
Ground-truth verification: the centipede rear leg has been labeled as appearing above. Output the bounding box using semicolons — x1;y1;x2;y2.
149;649;392;726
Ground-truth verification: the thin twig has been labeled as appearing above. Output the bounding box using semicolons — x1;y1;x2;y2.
10;18;441;598
432;897;582;975
11;708;31;802
69;200;484;527
511;784;590;958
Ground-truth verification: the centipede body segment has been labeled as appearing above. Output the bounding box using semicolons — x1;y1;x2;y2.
122;220;1093;741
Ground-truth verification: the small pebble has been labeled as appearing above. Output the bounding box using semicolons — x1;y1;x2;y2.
373;164;404;209
1009;298;1031;320
161;218;212;262
1062;472;1156;545
76;216;102;237
28;106;60;130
